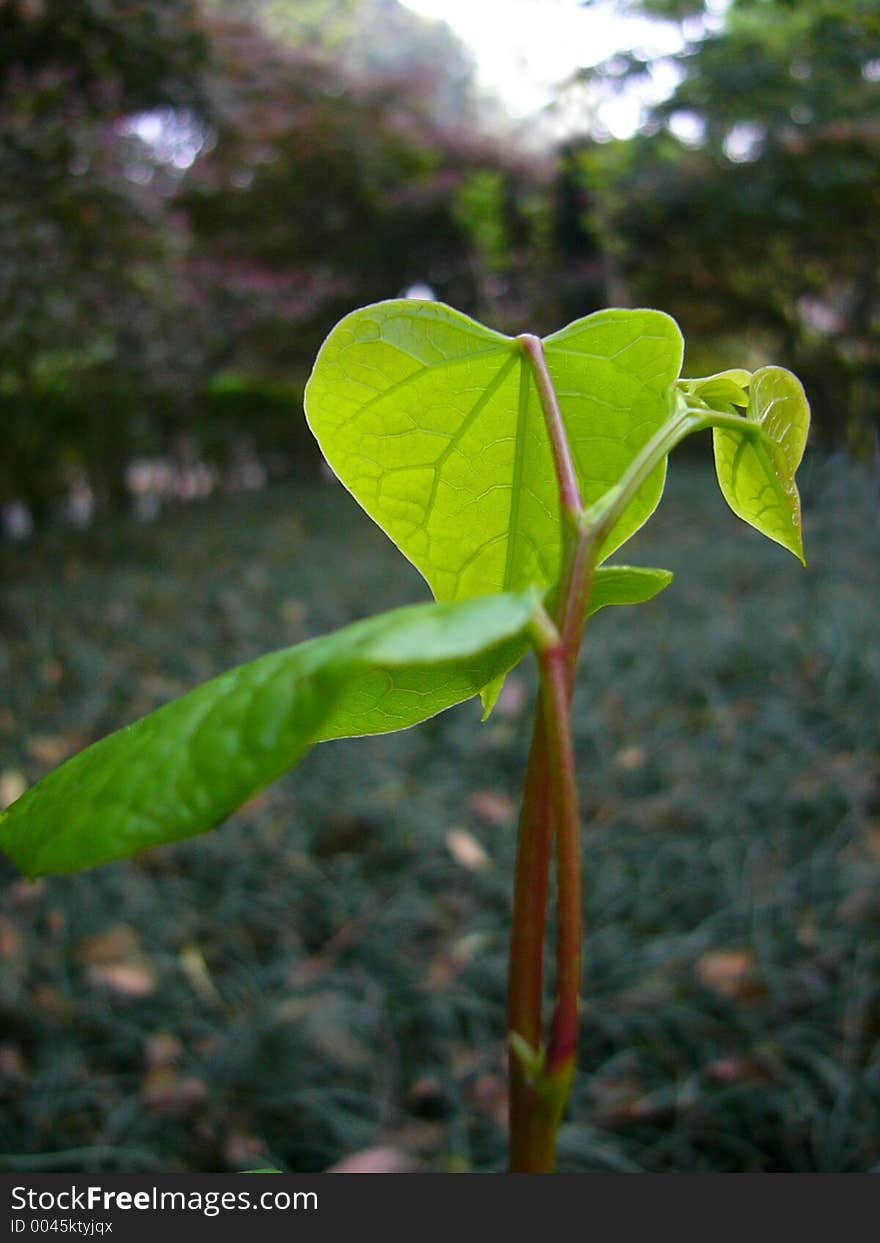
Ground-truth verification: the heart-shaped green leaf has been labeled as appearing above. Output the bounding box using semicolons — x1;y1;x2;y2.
712;366;810;563
305;300;683;605
0;590;538;877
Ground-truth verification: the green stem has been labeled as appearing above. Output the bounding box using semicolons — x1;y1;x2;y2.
588;403;694;554
588;399;763;554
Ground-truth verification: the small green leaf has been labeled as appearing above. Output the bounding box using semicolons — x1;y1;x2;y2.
542;563;672;630
586;564;673;616
480;564;672;720
305;301;683;605
685;369;751;409
0;591;539;877
712;366;810;563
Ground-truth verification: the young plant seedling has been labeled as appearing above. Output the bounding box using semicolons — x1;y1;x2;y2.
0;301;809;1172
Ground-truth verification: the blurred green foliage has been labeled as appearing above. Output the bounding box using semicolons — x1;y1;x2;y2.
0;0;212;511
1;0;553;513
575;0;880;451
2;0;877;517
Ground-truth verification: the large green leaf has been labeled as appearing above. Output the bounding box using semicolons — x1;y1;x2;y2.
304;300;683;604
712;366;810;563
0;591;539;877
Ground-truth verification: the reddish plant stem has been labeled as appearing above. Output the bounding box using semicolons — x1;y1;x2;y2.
517;335;583;524
506;352;728;1169
507;336;593;1172
507;718;555;1171
540;642;582;1076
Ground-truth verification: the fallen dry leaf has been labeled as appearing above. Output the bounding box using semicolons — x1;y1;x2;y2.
695;948;763;1001
26;734;77;767
0;915;23;962
45;909;65;937
469;789;515;826
0;769;27;809
279;599;307;627
88;962;157;997
40;659;64;687
466;1073;507;1127
5;878;46;907
142;1066;207;1113
426;932;487;991
78;925;158;997
326;1146;414;1174
0;1043;26;1078
446;827;491;872
224;1131;269;1169
615;745;646;771
77;924;142;966
34;985;72;1018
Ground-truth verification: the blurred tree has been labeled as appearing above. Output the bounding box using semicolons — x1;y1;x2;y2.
0;0;556;518
0;0;213;511
181;1;551;378
576;0;880;449
259;0;481;126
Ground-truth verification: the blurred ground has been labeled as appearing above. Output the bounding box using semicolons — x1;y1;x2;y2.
1;455;878;1172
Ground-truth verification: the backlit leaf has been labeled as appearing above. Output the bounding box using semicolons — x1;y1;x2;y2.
0;591;538;876
305;300;683;604
712;366;809;563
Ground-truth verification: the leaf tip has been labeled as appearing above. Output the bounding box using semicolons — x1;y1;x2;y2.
479;675;504;721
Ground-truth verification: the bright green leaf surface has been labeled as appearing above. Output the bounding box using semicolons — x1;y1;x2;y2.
586;565;673;617
712;366;810;563
542;310;683;564
305;300;683;604
0;591;538;877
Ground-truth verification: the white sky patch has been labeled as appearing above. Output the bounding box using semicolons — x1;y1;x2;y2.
668;109;707;147
123;108;206;171
400;0;686;137
723;121;764;163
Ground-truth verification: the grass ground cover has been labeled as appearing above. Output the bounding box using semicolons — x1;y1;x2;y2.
1;453;878;1172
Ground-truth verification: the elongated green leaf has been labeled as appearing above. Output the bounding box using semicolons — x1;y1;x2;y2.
0;591;538;877
586;565;673;616
712;366;810;563
305;300;683;605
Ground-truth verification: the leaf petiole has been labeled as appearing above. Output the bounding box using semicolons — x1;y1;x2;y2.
518;333;584;527
583;404;767;557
